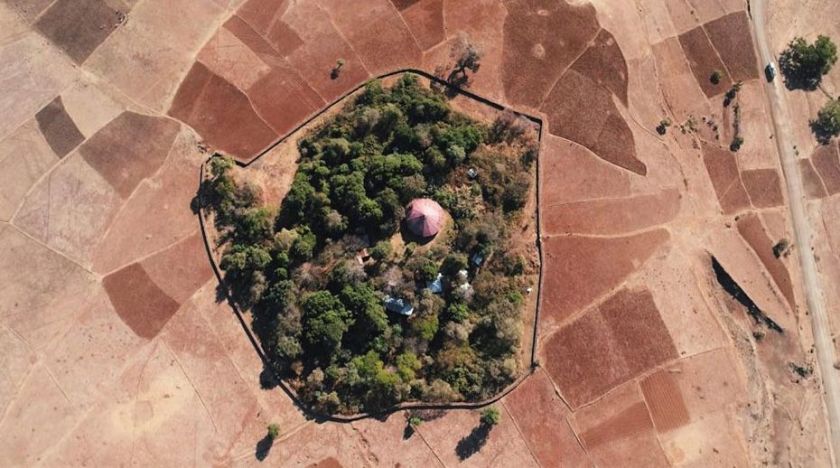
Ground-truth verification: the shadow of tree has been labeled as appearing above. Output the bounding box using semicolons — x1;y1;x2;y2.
455;423;491;461
810;119;837;145
260;365;279;390
255;435;274;461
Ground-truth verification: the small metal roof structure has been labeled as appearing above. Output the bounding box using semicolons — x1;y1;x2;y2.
427;273;444;294
405;198;444;238
384;295;414;316
456;269;469;284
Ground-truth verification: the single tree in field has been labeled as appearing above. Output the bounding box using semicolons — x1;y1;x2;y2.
331;58;346;80
779;35;838;90
730;136;745;152
479;406;500;427
710;70;723;85
267;423;280;440
435;34;482;95
811;98;840;143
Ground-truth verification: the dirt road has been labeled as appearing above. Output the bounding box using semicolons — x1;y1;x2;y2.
750;0;840;463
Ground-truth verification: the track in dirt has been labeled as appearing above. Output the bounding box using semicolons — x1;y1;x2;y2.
751;0;840;460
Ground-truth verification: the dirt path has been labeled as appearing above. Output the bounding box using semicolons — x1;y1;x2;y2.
750;0;840;463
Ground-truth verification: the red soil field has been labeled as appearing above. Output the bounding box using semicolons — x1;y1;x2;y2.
684;0;730;23
390;0;418;8
799;158;828;199
235;0;299;55
34;96;84;158
236;1;370;103
169;62;278;160
349;412;441;466
102;263;181;339
646;348;747;421
539;135;631;204
4;0;54;22
543;287;677;407
592;113;645;175
639;369;691;432
34;0;130;64
741;168;784;208
246;66;323;134
572;382;670;466
700;140;751;213
501;0;600;108
235;0;289;36
541;70;645;174
91;131;201;275
651;36;712;119
811;141;840;195
579;402;653;447
315;0;422;74
197;25;270;93
78;112;179;199
504;370;589;466
677;26;733;97
570;29;629;106
396;0;445;51
309;457;342;468
541;189;680;235
736;213;796;308
141;233;214;305
222;14;296;58
540;229;670;329
703;11;760;82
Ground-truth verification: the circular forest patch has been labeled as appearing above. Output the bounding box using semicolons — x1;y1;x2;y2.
202;74;540;415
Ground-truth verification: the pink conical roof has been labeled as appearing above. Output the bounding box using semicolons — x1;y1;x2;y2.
405;198;444;237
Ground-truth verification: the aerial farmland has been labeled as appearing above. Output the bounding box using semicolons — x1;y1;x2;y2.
1;0;839;466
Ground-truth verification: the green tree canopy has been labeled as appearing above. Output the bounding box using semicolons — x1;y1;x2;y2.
779;35;838;89
301;291;352;354
812;98;840;143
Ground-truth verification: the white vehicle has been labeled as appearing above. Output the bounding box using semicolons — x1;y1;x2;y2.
765;62;777;82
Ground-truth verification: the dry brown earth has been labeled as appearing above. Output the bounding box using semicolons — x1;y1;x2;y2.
0;0;834;465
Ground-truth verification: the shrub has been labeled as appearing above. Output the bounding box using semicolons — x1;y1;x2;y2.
710;70;722;85
773;238;790;258
411;256;439;283
301;291;352;352
480;406;500;426
448;302;471;322
267;423;280;440
730;136;744;152
290;228;317;263
812;98;840;143
370;240;393;262
441;253;469;276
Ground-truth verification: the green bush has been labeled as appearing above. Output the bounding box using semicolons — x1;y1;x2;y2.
267;423;280;440
480;406;500;426
301;291;352;353
812;98;840;143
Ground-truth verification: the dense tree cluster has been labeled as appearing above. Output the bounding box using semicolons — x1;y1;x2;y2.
204;75;538;414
